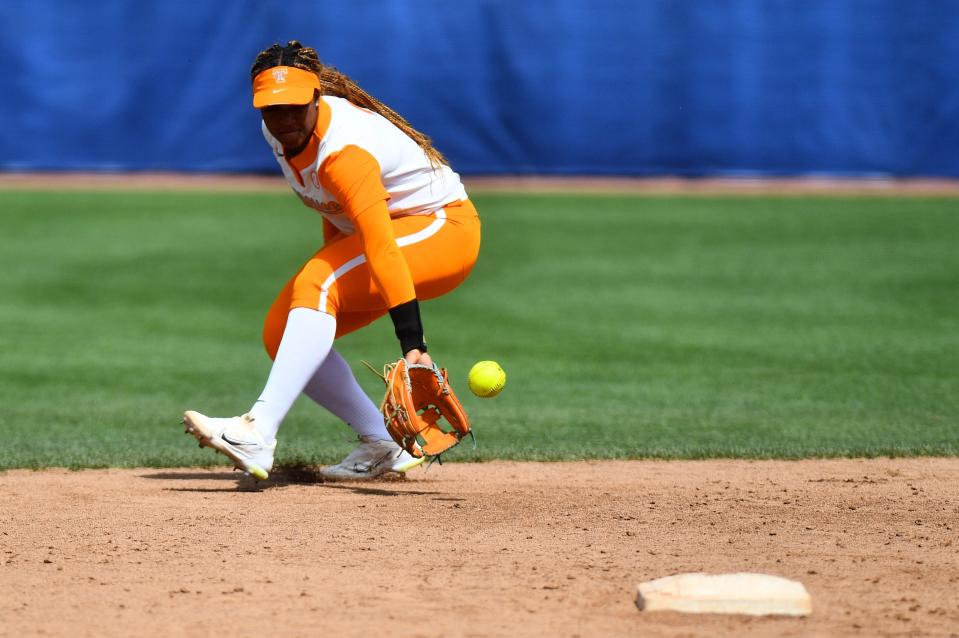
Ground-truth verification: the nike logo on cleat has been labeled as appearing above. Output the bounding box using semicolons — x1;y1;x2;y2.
221;433;257;447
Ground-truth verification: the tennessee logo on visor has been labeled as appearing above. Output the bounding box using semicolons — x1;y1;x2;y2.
253;66;320;108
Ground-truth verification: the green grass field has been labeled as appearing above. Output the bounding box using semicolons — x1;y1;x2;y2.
1;189;957;469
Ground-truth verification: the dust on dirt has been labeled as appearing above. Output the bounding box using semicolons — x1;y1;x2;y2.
2;459;957;637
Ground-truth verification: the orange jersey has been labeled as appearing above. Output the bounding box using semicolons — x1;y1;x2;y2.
262;199;481;356
262;96;467;307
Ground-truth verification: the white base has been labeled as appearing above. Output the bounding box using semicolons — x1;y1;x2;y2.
636;572;812;617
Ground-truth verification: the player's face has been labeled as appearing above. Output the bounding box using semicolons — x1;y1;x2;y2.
261;98;318;153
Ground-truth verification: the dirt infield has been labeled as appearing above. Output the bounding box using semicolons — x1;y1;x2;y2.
2;171;959;195
2;459;957;637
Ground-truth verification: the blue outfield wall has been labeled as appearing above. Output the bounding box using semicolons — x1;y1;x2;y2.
1;1;958;176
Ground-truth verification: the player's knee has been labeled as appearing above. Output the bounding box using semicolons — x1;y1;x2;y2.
263;334;280;360
292;283;341;317
290;271;328;306
262;311;285;361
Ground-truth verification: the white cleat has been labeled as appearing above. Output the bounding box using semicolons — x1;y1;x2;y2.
319;436;426;481
183;410;276;480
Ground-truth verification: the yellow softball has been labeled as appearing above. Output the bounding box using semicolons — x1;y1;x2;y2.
468;361;506;398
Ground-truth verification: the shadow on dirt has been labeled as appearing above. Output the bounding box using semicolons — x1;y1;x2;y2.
140;465;445;497
140;471;239;481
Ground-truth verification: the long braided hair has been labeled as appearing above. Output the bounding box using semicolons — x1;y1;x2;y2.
250;40;448;166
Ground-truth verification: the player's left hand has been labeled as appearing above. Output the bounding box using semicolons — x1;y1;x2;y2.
404;348;433;367
379;356;471;458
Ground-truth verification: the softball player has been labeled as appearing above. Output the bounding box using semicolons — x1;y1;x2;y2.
183;41;480;481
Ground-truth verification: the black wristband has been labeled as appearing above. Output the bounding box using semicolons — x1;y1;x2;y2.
388;299;427;355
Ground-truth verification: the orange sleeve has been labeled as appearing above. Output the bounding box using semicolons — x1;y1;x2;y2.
318;145;416;307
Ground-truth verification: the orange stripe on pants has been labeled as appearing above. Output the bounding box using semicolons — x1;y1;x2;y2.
262;199;481;359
